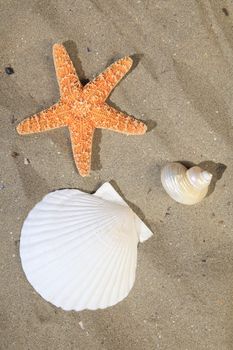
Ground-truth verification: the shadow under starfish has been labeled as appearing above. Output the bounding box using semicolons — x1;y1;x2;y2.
16;43;148;177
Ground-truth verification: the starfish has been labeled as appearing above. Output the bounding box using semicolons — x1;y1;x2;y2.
17;44;147;176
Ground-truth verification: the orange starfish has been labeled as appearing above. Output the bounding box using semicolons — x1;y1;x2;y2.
17;44;147;176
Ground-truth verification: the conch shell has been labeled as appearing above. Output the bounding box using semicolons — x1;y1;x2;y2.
161;162;213;205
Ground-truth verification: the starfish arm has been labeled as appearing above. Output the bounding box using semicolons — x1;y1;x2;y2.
53;44;82;97
83;57;133;103
17;103;68;134
69;122;95;177
92;105;147;135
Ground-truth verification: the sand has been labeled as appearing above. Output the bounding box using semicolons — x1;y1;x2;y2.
0;0;233;349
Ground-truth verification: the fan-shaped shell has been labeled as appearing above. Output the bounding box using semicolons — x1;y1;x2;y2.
20;182;153;311
161;162;213;205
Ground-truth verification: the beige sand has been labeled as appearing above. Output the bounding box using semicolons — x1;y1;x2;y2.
0;0;233;349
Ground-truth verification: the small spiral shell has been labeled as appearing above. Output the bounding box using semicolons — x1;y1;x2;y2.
161;162;213;205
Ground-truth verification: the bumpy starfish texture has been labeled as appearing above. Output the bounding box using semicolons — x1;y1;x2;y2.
17;44;147;176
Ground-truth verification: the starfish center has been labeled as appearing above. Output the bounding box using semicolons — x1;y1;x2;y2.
63;93;93;118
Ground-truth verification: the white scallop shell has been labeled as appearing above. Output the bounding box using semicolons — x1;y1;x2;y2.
161;162;213;205
20;182;153;311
